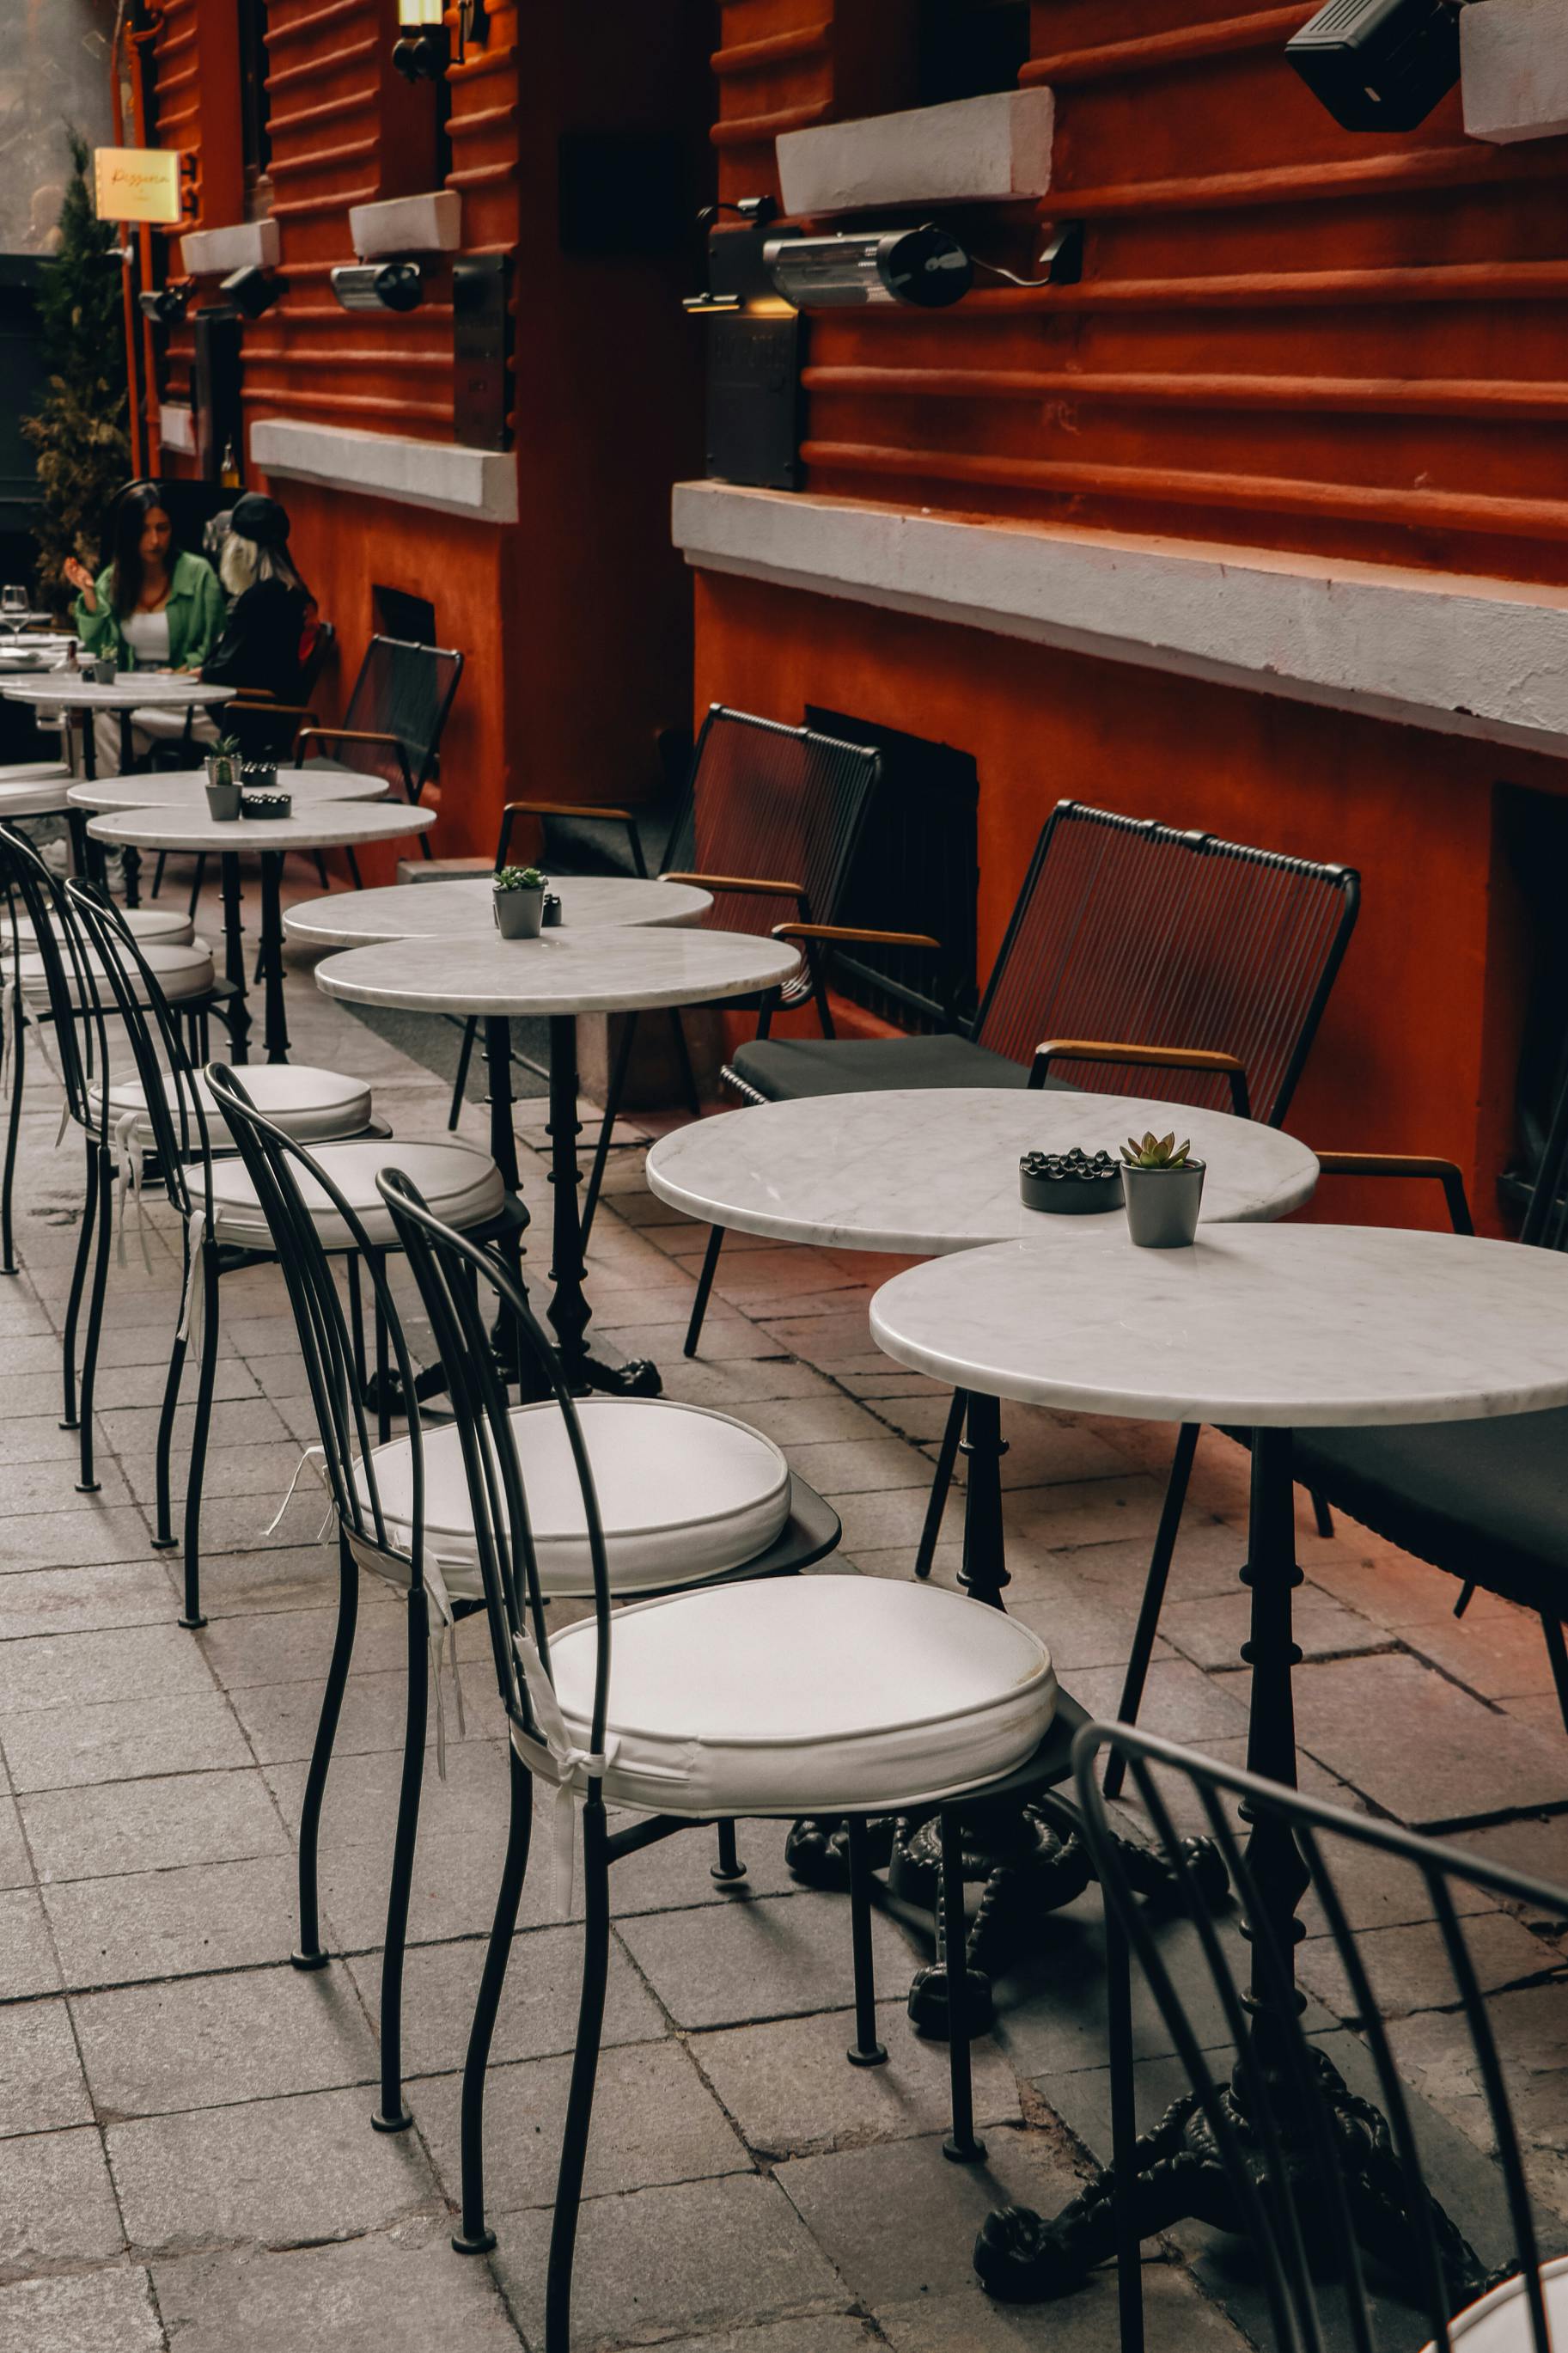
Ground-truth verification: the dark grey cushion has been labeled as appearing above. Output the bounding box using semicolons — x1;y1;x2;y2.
1292;1409;1568;1620
729;1032;1028;1101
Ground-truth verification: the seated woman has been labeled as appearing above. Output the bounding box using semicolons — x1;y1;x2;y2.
64;481;225;773
202;492;315;725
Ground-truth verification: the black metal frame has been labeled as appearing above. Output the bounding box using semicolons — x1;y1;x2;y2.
979;1720;1568;2349
295;633;464;876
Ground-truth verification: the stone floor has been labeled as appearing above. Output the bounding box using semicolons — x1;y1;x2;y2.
1;859;1565;2351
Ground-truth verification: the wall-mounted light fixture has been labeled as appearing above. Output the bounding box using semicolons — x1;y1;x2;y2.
137;278;193;326
330;260;425;315
220;265;283;320
765;223;974;310
392;0;487;80
1287;0;1466;131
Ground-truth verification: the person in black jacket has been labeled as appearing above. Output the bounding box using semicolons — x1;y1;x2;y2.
203;492;314;707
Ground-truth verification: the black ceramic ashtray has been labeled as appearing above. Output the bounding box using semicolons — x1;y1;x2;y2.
1019;1146;1124;1213
239;791;292;821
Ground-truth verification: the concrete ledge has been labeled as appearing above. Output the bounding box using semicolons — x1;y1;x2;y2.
673;479;1568;758
180;218;280;276
251;419;517;523
158;404;195;456
777;89;1054;217
350;189;461;259
1462;0;1568;144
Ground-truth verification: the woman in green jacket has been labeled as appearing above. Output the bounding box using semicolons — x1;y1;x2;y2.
64;481;225;670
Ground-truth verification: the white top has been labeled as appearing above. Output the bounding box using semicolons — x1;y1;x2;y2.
646;1089;1317;1253
314;927;801;1018
3;675;232;711
120;610;171;666
284;875;713;949
86;802;436;853
869;1223;1568;1428
68;770;387;813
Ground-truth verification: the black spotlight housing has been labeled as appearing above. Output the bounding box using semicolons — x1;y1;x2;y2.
221;265;282;320
1286;0;1464;132
329;260;425;315
137;280;192;327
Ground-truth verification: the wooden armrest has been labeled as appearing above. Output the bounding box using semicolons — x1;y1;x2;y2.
1315;1151;1473;1234
296;727;406;751
772;921;942;950
1030;1038;1251;1118
503;800;642;823
664;871;806;900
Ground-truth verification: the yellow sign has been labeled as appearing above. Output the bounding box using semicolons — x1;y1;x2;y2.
92;148;186;226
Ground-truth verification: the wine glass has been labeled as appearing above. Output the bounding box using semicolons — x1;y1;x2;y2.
1;587;27;632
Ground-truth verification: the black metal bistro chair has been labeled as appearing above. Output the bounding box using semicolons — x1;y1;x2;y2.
979;1721;1568;2349
376;1167;1107;2334
207;1064;845;2137
461;706;912;1244
296;633;464;881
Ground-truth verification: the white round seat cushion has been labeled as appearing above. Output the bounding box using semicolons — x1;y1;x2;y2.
15;937;215;1006
207;1136;503;1250
107;1063;372;1149
0;776;70;818
3;905;195;959
522;1577;1059;1818
1425;2258;1568;2351
0;761;70;784
358;1397;792;1599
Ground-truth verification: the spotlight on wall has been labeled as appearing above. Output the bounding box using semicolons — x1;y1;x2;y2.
393;0;447;81
137;278;193;327
220;265;283;320
764;223;973;311
1287;0;1466;131
330;260;425;315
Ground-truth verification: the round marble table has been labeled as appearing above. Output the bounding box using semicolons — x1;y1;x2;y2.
88;801;436;1064
283;873;712;950
870;1222;1568;2300
68;769;387;814
315;928;800;1395
3;673;232;781
646;1088;1317;1254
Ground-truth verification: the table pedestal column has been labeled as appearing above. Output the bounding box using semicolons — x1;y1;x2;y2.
543;1014;659;1399
259;855;290;1063
971;1428;1491;2309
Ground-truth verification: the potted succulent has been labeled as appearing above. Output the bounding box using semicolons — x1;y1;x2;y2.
1120;1130;1206;1248
494;863;548;940
204;736;243;822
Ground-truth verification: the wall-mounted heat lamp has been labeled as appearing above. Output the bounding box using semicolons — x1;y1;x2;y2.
1287;0;1466;131
393;0;487;79
137;278;193;327
221;265;283;320
764;224;973;310
330;261;425;315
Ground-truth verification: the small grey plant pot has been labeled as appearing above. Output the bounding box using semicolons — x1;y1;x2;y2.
204;781;241;822
1123;1159;1205;1248
495;888;545;940
91;657;117;685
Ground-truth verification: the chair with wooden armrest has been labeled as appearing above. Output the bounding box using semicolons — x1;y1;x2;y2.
294;635;463;878
1106;1122;1568;1794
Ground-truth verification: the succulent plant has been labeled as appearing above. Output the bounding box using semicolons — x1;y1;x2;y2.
495;865;547;892
1120;1131;1193;1170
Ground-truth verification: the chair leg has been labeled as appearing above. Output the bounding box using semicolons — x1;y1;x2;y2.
938;1805;984;2163
667;1005;700;1115
178;1247;221;1630
684;1225;725;1358
150;851;167;900
313;851;330;892
346;847;364;889
58;1134;98;1431
347;1254;368;1396
453;1748;534;2254
186;855;205;925
846;1816;888;2067
545;1789;612;2353
1309;1486;1334;1539
711;1818;747;1885
1106;1898;1147;2353
372;1252;391;1446
580;1012;638;1251
373;1586;429;2133
293;1531;360;1970
0;1010;23;1276
448;1017;478;1131
1541;1615;1568;1739
74;1146;115;1494
914;1389;967;1580
1101;1422;1200;1802
152;1321;187;1552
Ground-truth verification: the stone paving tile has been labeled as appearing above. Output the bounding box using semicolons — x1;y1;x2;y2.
98;1397;295;1459
1062;1659;1252;1743
491;2173;847;2350
690;2000;1021;2160
0;1415;93;1466
617;1893;921;2032
782;1439;943;1496
0;1457;134;1514
1156;1584;1392;1670
315;1824;564;1953
1297;1908;1564;2023
1289;1652;1568;1822
263;1733;515;1857
119;1440;308;1510
1;1692;252;1794
0;1889;62;1999
194;1597;404;1687
0;2124;124;2278
150;2219;523;2352
1451;1815;1568;1911
0;1996;93;2136
0;1506;155;1572
21;1766;289;1885
876;2258;1252;2350
0;2266;164;2353
0;1799;29;1892
656;2321;877;2353
42;1854;305;1990
108;2083;436;2253
413;2037;752;2214
0;1624;215;1715
1389;1599;1563;1701
0;1561;179;1642
72;1963;382;2120
345;1920;663;2076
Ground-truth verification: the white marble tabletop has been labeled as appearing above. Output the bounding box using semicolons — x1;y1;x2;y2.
69;770;387;813
869;1223;1568;1427
87;802;436;853
284;874;712;949
3;674;232;710
646;1089;1317;1253
314;926;800;1019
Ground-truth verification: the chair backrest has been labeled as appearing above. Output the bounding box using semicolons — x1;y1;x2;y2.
663;704;883;939
1077;1722;1567;2353
339;634;464;792
972;802;1360;1127
1;828;111;1141
204;1064;425;1574
1519;1054;1568;1252
375;1166;612;1760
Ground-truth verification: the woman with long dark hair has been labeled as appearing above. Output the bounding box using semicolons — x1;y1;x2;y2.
64;480;224;674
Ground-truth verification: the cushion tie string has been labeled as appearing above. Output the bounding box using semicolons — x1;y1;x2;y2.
175;1210;207;1358
265;1443;333;1543
512;1629;617;1916
113;1109;153;1274
424;1555;470;1782
0;978;17;1101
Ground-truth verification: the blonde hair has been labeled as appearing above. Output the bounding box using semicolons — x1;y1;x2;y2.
220;533;261;597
